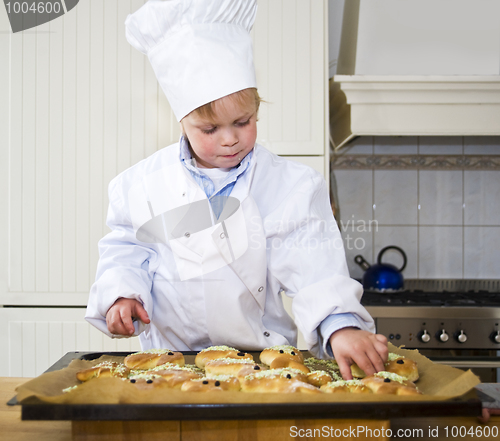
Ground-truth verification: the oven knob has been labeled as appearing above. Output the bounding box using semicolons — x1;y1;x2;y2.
455;330;467;343
490;331;500;344
418;330;431;343
436;329;449;342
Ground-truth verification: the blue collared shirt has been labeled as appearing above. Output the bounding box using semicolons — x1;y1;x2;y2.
179;135;253;219
179;135;359;356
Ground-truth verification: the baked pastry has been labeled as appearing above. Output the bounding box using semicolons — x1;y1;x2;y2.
349;353;419;381
349;363;366;379
320;379;372;394
267;355;310;373
241;368;321;394
259;345;304;366
144;363;203;388
204;357;265;379
241;369;320;393
194;345;253;369
385;354;419;382
181;375;241;392
76;361;130;382
127;373;171;390
304;357;340;377
124;349;185;370
362;372;422;395
306;370;336;388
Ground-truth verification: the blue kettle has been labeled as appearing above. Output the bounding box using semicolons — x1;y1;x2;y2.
355;246;407;292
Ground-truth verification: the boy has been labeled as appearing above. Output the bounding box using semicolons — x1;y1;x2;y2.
86;0;387;380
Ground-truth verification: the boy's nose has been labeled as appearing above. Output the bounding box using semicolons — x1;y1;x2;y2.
221;129;238;146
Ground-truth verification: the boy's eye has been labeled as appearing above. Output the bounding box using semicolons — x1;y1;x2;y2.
201;126;217;135
235;119;251;127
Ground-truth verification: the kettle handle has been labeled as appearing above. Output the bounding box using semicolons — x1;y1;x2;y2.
377;246;407;272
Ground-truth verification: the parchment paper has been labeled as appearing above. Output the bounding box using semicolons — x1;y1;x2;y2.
16;343;480;405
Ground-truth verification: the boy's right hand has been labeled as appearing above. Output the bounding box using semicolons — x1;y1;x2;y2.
106;298;150;336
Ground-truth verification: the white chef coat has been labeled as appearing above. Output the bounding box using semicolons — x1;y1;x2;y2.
85;142;375;358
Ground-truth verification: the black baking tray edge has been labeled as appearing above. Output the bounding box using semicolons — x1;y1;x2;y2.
12;351;482;421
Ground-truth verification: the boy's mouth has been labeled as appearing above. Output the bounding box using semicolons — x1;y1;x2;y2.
221;152;240;159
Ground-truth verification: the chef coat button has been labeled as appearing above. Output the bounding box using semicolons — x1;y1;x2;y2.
263;331;270;337
220;233;225;239
182;192;186;197
258;286;264;292
184;232;190;238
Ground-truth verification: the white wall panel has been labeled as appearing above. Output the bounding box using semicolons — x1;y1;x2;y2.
48;13;64;294
253;0;326;155
22;32;37;295
0;4;10;298
0;308;141;377
36;21;51;294
9;31;23;294
1;0;328;307
89;0;105;285
62;5;77;294
76;0;91;293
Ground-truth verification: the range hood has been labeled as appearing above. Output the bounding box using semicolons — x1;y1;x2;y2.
329;75;500;150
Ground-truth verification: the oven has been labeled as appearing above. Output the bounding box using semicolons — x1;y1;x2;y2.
361;279;500;383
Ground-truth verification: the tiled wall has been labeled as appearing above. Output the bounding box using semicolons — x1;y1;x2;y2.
331;136;500;281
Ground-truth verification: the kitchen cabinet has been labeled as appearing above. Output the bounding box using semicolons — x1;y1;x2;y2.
0;0;327;375
350;0;500;76
0;308;141;377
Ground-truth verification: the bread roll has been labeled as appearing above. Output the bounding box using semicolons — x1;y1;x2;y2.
385;355;419;382
144;364;203;388
304;357;341;377
195;346;253;369
259;345;303;366
268;355;310;373
124;349;185;370
320;379;372;394
181;375;241;392
349;363;366;379
76;362;130;382
240;368;320;393
361;372;422;395
348;353;419;381
204;357;265;378
306;370;335;388
127;373;171;390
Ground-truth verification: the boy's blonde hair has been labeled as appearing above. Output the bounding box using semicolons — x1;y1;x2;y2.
191;88;262;123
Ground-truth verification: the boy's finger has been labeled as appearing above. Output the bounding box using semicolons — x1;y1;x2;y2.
337;358;353;381
120;312;135;335
354;356;377;377
134;303;150;324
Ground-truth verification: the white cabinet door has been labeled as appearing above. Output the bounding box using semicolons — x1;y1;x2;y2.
0;308;141;377
282;156;326;177
252;0;328;157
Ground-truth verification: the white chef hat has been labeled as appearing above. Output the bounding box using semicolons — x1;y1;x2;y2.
125;0;258;122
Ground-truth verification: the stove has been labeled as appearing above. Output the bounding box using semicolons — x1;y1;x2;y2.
361;279;500;350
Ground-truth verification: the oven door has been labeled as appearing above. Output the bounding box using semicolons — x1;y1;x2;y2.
428;354;500;383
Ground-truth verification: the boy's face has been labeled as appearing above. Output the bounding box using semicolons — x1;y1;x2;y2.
181;94;257;169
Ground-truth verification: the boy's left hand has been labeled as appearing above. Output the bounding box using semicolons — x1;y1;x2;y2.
329;327;388;380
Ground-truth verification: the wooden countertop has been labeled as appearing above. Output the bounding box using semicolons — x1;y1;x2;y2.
1;377;71;441
3;376;500;441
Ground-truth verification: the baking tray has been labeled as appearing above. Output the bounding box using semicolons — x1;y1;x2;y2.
12;351;482;421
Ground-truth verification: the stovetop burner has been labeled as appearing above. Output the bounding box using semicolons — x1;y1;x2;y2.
361;290;500;307
360;280;500;353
